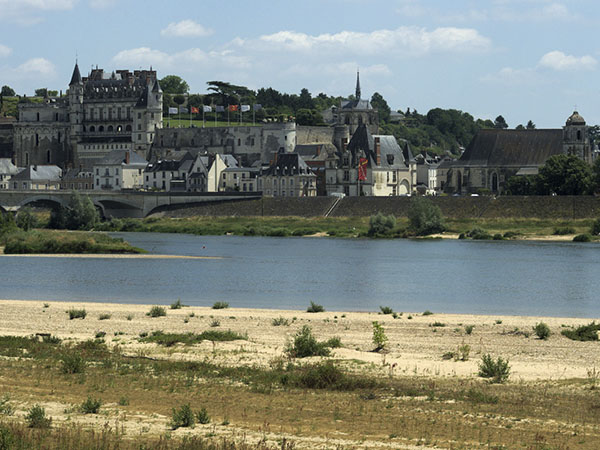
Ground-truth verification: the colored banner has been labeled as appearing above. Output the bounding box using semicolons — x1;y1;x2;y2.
228;105;239;112
168;107;178;114
253;104;262;111
216;105;225;112
358;157;368;181
190;107;200;114
203;105;213;112
179;107;188;114
241;104;250;112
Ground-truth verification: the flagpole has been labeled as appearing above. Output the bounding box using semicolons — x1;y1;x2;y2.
239;104;242;125
202;107;205;128
253;106;255;126
227;107;230;126
215;107;217;127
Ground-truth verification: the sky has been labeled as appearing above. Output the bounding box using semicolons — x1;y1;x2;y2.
1;0;599;128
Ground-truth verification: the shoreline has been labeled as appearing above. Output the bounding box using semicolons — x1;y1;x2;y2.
1;298;598;382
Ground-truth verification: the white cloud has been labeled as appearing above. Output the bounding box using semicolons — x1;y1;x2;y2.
481;67;539;86
112;47;249;71
15;58;57;77
0;0;77;24
539;51;597;71
0;44;11;57
242;26;491;56
161;20;213;38
89;0;116;9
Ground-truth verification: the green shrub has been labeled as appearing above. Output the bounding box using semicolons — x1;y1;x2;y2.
372;321;388;352
80;397;101;414
422;310;434;316
212;301;229;310
195;407;210;425
368;213;396;236
67;308;87;320
0;395;14;416
492;233;504;240
98;313;111;320
306;301;324;313
407;197;446;236
561;322;600;341
61;352;86;374
210;319;221;327
592;218;600;236
478;354;510;383
95;331;106;339
286;325;331;358
325;336;342;348
464;325;475;335
26;405;52;428
272;316;290;326
534;322;551;340
379;306;394;315
573;233;592;242
466;388;499;404
287;361;378;391
553;226;576;235
170;299;184;309
170;404;195;429
431;321;446;327
503;231;520;239
146;306;166;317
467;227;492;240
16;207;38;231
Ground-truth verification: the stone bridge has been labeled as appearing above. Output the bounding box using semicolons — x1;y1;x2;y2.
0;191;261;218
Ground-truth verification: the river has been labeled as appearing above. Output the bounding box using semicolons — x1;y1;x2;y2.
1;232;599;318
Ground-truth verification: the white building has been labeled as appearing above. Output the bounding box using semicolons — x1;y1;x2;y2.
144;151;208;192
93;149;146;191
261;151;317;197
0;159;20;190
9;165;62;190
207;154;239;192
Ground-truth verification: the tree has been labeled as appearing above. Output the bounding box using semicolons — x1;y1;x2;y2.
49;192;99;230
537;154;593;195
370;92;391;123
297;88;314;110
372;321;388;352
504;175;537;195
295;109;324;126
173;95;185;106
592;157;600;193
494;115;508;129
187;94;203;109
206;81;254;106
16;207;37;231
526;120;536;129
515;124;525;130
159;75;189;94
407;197;445;235
35;88;47;97
1;85;15;97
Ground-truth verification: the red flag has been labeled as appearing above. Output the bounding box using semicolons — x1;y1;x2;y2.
191;106;199;114
228;105;239;112
358;157;368;181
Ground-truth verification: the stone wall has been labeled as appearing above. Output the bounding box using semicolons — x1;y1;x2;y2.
158;195;600;219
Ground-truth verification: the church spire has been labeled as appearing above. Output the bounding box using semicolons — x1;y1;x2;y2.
69;61;82;86
355;69;361;100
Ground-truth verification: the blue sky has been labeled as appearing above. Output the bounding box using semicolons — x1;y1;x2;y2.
1;0;599;128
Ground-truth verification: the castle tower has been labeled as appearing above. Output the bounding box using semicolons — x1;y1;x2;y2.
133;78;163;158
68;62;84;166
563;111;592;164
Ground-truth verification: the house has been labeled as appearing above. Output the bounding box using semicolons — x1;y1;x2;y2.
60;168;94;190
9;165;62;190
295;143;335;196
207;154;239;192
144;151;208;192
0;158;20;190
260;151;317;197
325;124;414;196
221;166;259;192
414;153;447;195
93;149;146;191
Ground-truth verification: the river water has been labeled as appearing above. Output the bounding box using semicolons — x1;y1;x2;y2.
1;232;599;318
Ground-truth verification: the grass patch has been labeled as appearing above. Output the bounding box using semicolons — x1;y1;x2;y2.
306;301;325;313
561;322;600;341
140;330;247;346
146;306;166;318
272;317;290;326
380;306;394;315
170;299;185;309
98;313;111;320
212;301;229;310
67;308;87;320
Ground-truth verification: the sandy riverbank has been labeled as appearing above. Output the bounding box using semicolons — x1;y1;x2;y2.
1;299;597;381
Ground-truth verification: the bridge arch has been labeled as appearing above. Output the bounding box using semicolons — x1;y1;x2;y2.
18;195;67;210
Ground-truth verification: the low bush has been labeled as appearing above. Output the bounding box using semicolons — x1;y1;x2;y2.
286;361;378;391
26;405;52;428
422;310;434;316
210;319;221;327
80;397;101;414
170;299;184;309
464;325;475;335
379;306;394;315
146;306;166;317
368;213;396;236
306;301;325;313
286;326;331;358
407;197;446;236
467;227;492;240
534;322;551;340
170;404;195;429
67;308;87;320
553;226;576;235
325;336;342;348
372;321;388;352
573;233;592;242
478;354;510;383
212;301;229;310
61;352;86;374
272;317;290;326
140;330;246;346
95;331;106;339
592;218;600;236
465;388;499;404
503;231;520;239
98;313;111;320
561;322;600;341
431;321;446;327
0;395;14;416
195;407;210;425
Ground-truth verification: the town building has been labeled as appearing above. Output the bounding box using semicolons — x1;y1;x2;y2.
441;111;593;194
260;151;317;197
207;154;239;192
0;158;20;190
93;149;146;191
144;150;208;192
9;165;62;190
13;63;162;171
60;168;93;190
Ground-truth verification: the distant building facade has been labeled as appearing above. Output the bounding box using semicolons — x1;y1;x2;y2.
13;63;162;171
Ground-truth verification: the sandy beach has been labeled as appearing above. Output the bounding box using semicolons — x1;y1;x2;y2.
1;299;599;449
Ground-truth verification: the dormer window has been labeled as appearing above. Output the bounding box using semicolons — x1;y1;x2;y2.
387;154;394;165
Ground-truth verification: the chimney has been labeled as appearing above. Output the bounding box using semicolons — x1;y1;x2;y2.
316;145;321;156
375;137;381;166
125;150;130;165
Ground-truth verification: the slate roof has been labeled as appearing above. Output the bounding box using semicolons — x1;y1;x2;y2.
12;165;61;181
263;153;315;176
345;125;409;169
0;158;19;175
455;129;564;168
97;150;147;167
69;63;82;85
340;98;373;110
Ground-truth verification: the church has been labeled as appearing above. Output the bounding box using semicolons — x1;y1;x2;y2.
439;111;594;195
13;62;163;170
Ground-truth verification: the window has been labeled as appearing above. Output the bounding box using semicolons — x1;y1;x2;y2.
96;168;99;175
222;173;226;179
137;112;141;119
146;175;149;182
237;139;241;146
115;168;119;176
243;183;247;191
343;170;349;181
137;124;141;130
116;178;119;186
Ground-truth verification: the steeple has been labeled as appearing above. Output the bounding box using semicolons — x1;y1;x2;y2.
69;62;82;86
355;70;361;100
